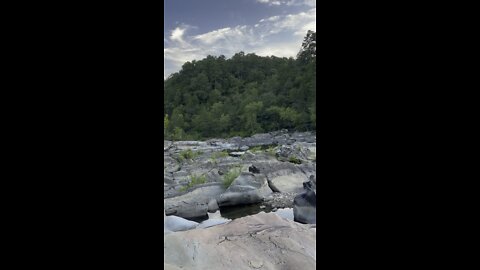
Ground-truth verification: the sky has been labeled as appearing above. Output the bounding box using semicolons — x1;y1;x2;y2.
164;0;316;79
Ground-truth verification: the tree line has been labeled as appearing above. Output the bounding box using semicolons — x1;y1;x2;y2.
164;31;316;140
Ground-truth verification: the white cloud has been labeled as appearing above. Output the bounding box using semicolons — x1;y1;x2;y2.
164;7;316;79
170;27;186;43
256;0;316;7
193;27;239;45
256;0;282;5
255;42;301;57
259;15;281;23
273;8;316;36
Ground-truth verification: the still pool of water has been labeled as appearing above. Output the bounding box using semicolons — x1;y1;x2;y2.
219;203;274;220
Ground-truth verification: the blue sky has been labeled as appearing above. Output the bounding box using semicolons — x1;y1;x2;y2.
164;0;316;79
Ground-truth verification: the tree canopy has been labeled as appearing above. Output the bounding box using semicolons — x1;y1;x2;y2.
164;31;316;140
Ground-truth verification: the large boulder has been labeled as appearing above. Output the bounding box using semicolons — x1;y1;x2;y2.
268;172;306;194
164;215;199;232
253;161;309;194
164;184;225;220
164;212;316;270
293;190;316;224
217;172;272;207
303;175;316;193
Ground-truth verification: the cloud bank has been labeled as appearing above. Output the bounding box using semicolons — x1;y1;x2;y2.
164;7;316;79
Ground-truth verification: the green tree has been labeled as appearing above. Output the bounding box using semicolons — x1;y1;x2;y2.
243;101;264;135
163;31;316;139
164;114;169;139
297;30;316;64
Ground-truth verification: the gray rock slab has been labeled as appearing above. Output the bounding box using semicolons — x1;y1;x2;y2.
164;212;316;270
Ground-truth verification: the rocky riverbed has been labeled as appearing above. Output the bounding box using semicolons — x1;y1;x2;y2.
164;130;316;221
164;130;317;268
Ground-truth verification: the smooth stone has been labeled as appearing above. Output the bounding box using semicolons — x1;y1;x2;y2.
165;215;199;232
269;173;306;194
207;199;219;213
217;173;272;207
164;184;225;219
197;218;230;229
293;190;316;224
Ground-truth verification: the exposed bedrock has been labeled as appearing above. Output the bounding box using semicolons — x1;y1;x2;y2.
164;131;316;220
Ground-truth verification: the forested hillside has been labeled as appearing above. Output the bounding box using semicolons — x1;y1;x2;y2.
164;31;316;140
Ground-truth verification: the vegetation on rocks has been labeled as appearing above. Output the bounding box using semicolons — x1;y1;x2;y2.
289;156;302;164
248;144;277;153
209;150;229;165
178;149;202;161
180;174;207;192
164;131;316;221
211;150;229;159
223;167;242;188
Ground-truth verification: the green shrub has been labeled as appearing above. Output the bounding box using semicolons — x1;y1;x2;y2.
249;146;263;153
180;174;207;192
266;147;277;157
209;151;229;164
223;167;242;188
210;157;217;165
178;149;202;161
249;145;277;153
211;150;229;159
289;156;302;164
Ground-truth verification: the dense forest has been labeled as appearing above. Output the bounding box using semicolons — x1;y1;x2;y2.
164;30;316;140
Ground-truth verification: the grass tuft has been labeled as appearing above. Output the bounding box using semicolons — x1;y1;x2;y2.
223;167;242;188
180;174;207;192
178;149;202;161
288;156;302;164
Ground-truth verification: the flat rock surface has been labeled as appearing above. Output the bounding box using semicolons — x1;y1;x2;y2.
269;173;306;194
164;184;226;218
164;212;316;270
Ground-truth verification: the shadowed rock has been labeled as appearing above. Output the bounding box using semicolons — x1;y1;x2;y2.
293;190;316;224
248;165;260;174
217;172;272;207
164;184;225;220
